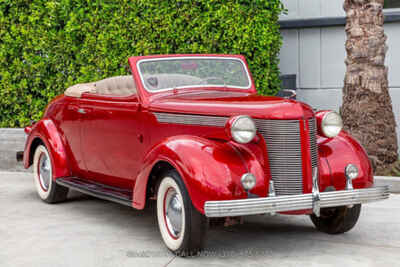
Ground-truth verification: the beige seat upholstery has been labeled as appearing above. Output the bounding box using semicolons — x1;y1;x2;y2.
95;75;136;96
65;75;136;98
65;82;96;98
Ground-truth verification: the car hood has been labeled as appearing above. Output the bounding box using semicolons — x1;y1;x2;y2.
148;91;314;120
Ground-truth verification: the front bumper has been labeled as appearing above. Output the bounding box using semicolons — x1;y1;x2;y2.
204;186;390;218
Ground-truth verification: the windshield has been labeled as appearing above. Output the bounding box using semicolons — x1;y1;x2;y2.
137;57;251;92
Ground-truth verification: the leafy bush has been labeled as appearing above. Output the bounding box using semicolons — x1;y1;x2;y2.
0;0;284;127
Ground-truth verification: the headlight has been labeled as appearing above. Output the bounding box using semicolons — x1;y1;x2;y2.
321;111;343;138
241;173;256;190
345;164;359;180
228;115;256;144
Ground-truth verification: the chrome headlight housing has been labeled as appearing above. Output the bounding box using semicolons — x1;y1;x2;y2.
321;111;343;138
228;115;257;144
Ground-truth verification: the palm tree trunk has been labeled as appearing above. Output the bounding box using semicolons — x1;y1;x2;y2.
342;0;398;174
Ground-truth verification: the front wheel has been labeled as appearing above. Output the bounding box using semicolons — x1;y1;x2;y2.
310;204;361;234
33;145;69;203
156;170;208;256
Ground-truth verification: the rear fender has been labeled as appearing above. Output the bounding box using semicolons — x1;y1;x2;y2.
23;119;70;179
132;135;266;214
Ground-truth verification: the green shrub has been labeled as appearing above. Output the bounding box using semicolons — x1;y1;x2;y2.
0;0;284;127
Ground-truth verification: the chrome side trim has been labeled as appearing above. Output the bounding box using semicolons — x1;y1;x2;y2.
204;186;390;217
154;112;228;127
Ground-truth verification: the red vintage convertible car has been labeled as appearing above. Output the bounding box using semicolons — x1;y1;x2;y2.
20;54;389;255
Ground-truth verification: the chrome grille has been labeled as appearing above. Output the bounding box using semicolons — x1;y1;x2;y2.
254;119;303;195
308;118;318;169
154;112;319;196
154;112;228;127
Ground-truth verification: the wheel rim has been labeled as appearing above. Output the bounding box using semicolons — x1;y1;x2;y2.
37;152;51;191
164;187;183;239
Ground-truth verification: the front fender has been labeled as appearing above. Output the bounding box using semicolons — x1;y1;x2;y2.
133;135;266;213
23;118;70;179
318;130;374;192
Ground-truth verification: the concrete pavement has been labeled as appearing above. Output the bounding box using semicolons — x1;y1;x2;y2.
0;128;26;172
1;171;399;267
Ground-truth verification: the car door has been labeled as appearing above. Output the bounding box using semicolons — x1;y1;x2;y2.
79;94;142;189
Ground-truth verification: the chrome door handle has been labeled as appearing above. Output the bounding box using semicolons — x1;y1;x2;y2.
77;108;86;114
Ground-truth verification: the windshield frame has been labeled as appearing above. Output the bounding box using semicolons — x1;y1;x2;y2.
136;56;253;93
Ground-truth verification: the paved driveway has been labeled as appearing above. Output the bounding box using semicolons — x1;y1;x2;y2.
1;171;399;267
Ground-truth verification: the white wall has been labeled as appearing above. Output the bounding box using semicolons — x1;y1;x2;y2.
280;26;347;90
278;0;400;150
279;24;400;90
280;0;345;20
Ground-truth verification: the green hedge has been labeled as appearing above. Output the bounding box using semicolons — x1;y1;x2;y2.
0;0;284;127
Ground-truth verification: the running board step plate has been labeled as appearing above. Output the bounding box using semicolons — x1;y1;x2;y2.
56;177;132;207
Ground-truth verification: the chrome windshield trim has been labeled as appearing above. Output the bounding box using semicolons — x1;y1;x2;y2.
136;56;252;92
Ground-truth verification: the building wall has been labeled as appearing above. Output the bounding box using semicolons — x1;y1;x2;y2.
280;0;346;19
279;0;400;150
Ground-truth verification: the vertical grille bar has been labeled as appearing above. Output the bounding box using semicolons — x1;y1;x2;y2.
308;118;318;169
254;119;303;195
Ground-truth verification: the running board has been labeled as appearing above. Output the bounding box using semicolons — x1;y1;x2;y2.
56;177;133;207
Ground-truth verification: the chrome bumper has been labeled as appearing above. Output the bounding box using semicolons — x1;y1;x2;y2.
204;186;390;218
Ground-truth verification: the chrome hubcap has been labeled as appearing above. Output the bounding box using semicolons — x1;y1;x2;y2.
38;153;51;190
165;189;183;238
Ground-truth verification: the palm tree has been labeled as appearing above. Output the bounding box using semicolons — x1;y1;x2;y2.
341;0;398;174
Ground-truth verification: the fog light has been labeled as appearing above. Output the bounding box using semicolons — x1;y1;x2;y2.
345;164;359;180
241;173;256;190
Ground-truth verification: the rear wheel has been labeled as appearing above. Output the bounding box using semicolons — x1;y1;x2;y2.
156;170;208;256
33;145;69;203
310;204;361;234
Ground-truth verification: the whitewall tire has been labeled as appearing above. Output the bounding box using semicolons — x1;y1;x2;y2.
156;170;208;256
33;145;68;203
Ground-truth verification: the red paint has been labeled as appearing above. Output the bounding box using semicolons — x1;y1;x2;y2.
133;135;256;213
317;131;374;191
22;54;374;216
24;118;71;179
78;94;141;189
149;93;314;119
